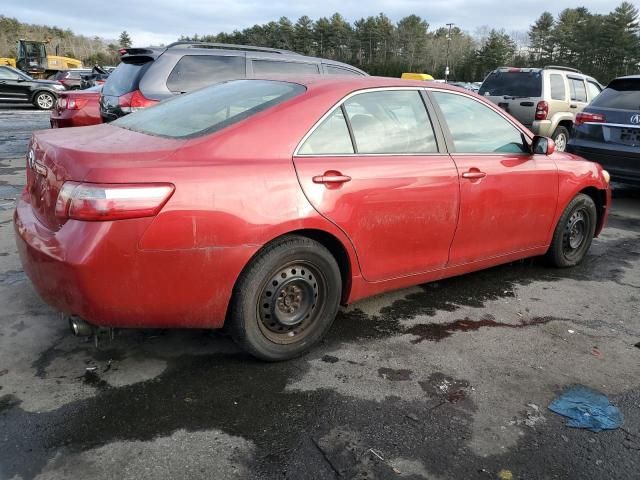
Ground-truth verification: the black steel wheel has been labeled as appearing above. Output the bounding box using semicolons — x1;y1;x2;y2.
228;236;342;361
547;193;597;267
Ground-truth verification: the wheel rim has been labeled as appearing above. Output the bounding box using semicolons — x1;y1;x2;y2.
554;132;567;152
563;208;588;256
257;261;324;345
37;93;54;109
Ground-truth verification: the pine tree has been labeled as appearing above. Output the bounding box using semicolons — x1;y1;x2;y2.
118;30;132;48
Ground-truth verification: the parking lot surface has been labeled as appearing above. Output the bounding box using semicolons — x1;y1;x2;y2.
0;107;638;480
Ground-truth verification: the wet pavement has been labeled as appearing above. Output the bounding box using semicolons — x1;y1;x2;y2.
0;106;639;479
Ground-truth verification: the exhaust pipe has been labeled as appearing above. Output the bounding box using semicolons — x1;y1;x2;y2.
69;316;94;336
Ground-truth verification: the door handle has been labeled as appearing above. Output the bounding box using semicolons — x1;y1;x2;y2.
312;172;352;184
461;171;487;179
570;104;578;108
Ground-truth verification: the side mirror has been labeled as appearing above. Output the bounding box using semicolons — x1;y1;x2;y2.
532;135;555;155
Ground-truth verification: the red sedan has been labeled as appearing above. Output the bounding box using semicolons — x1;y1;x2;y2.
50;85;102;128
15;77;611;360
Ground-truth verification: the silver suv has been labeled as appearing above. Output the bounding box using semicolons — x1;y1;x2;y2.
479;66;603;151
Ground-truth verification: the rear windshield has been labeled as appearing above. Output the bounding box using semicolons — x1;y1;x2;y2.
591;78;640;110
479;71;542;97
102;61;150;96
113;79;305;138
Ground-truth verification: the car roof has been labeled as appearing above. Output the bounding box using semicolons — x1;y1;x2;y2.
612;74;640;80
250;75;469;95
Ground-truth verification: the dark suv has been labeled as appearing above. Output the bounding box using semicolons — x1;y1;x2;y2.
567;75;640;184
101;42;367;121
0;65;66;109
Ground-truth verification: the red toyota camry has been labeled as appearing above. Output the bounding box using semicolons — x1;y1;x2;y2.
15;77;611;360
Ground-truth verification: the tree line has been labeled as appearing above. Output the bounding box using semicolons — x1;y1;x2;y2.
1;2;638;83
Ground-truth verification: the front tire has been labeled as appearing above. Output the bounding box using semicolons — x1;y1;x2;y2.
228;236;342;361
34;91;55;110
546;193;597;267
552;125;570;152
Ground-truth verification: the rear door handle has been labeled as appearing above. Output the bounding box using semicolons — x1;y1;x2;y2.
312;173;352;184
461;171;487;179
570;104;578;108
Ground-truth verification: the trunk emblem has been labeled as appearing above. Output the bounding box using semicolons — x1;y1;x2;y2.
630;114;640;125
28;149;48;177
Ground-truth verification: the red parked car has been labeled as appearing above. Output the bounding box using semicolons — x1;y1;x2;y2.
50;85;102;128
15;77;611;360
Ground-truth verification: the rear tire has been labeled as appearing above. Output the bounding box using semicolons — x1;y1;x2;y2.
33;91;55;110
546;193;597;267
552;126;570;152
228;236;342;361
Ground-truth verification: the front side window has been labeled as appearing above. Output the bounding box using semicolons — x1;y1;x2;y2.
252;60;319;75
166;55;246;93
549;74;566;101
569;78;588;102
432;91;527;154
343;90;438;154
114;79;304;138
0;67;21;80
298;108;354;155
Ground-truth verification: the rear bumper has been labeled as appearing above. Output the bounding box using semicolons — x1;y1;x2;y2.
14;193;255;329
50;110;101;128
567;141;640;185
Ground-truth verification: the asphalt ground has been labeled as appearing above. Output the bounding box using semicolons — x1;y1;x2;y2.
0;106;638;480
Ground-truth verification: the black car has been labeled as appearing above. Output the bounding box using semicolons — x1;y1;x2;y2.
100;41;367;121
0;65;66;109
568;75;640;184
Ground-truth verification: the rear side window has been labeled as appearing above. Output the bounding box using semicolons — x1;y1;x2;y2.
343;90;438;154
252;60;319;75
432;91;528;153
325;65;363;76
167;55;246;93
591;78;640;109
568;78;587;102
479;71;542;97
298;108;354;155
586;81;602;100
549;74;566;100
102;61;150;96
113;80;304;138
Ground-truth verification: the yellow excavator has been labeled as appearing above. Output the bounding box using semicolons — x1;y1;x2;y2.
0;39;83;78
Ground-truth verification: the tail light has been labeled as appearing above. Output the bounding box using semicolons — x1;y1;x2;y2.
56;97;67;109
575;112;606;126
55;182;174;221
118;90;159;113
535;101;549;120
66;97;89;110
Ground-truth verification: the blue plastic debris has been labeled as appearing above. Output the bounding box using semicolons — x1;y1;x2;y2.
548;385;623;432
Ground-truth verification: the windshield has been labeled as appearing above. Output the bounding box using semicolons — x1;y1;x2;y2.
102;61;150;96
479;71;542;97
113;80;305;138
591;78;640;110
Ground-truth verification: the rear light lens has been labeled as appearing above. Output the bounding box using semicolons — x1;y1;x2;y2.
575;112;606;126
118;90;159;112
56;97;68;109
66;97;89;110
55;182;174;221
535;101;549;120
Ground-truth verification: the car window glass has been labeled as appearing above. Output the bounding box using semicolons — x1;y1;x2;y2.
0;67;20;80
166;55;246;93
549;74;566;101
432;91;528;154
568;78;587;102
478;71;542;97
114;79;304;138
252;60;319;75
325;65;363;76
590;78;640;109
298;108;354;155
586;81;601;100
103;61;150;96
343;90;438;154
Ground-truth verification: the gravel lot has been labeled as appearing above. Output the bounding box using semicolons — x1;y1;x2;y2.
0;107;638;480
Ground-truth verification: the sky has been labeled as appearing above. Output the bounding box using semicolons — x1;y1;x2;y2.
2;0;626;46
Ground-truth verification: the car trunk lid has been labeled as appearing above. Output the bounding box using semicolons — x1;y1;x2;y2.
26;123;185;231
